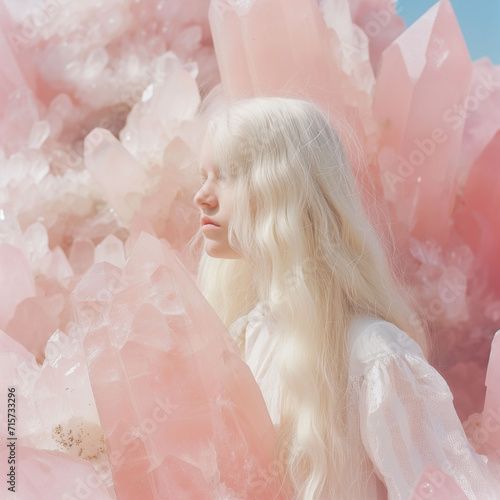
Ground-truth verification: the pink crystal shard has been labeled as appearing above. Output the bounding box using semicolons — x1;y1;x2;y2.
409;465;467;499
209;0;342;103
84;129;149;223
373;0;472;243
0;243;36;330
1;325;114;497
5;297;60;363
458;59;500;184
349;0;405;72
459;130;500;295
0;6;29;118
482;331;500;453
72;232;284;500
207;0;379;170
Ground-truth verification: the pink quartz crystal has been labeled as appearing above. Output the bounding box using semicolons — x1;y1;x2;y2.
1;325;114;497
0;5;29;118
69;238;96;275
0;445;113;500
349;0;405;73
0;243;36;330
0;0;498;496
208;0;341;103
460;130;500;295
84;129;149;224
5;297;60;364
457;59;500;185
207;0;380;173
373;0;472;243
73;231;284;500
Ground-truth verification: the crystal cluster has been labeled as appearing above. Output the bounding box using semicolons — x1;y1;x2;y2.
0;0;499;496
72;231;283;499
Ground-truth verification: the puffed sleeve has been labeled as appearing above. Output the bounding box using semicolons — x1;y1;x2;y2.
350;319;500;499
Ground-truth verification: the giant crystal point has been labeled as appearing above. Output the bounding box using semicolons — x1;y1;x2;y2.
72;231;284;500
373;0;472;243
208;0;342;103
207;0;369;134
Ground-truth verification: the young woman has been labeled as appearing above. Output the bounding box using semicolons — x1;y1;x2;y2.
192;96;500;499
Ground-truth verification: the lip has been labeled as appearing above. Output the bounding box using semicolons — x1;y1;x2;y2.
200;215;220;228
201;223;220;232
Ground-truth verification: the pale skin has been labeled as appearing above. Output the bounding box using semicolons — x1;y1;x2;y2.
194;137;242;259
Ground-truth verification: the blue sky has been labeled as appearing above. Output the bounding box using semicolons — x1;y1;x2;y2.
396;0;500;64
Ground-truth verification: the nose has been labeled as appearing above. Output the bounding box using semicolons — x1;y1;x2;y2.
194;182;217;210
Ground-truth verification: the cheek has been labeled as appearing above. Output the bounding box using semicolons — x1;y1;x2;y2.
223;192;236;212
223;204;234;224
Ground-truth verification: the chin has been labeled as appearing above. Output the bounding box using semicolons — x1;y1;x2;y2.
204;242;225;259
204;249;221;259
204;242;241;260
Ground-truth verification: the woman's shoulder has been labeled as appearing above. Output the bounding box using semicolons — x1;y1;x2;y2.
347;315;425;375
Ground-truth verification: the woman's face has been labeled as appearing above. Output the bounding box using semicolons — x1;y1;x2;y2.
194;138;242;259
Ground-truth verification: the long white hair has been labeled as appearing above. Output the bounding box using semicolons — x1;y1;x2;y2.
190;96;429;499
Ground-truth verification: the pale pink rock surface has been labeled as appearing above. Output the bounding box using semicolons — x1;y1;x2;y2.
373;0;472;243
73;231;284;500
0;445;113;500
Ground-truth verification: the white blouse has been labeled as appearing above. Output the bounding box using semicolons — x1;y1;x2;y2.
233;302;500;499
